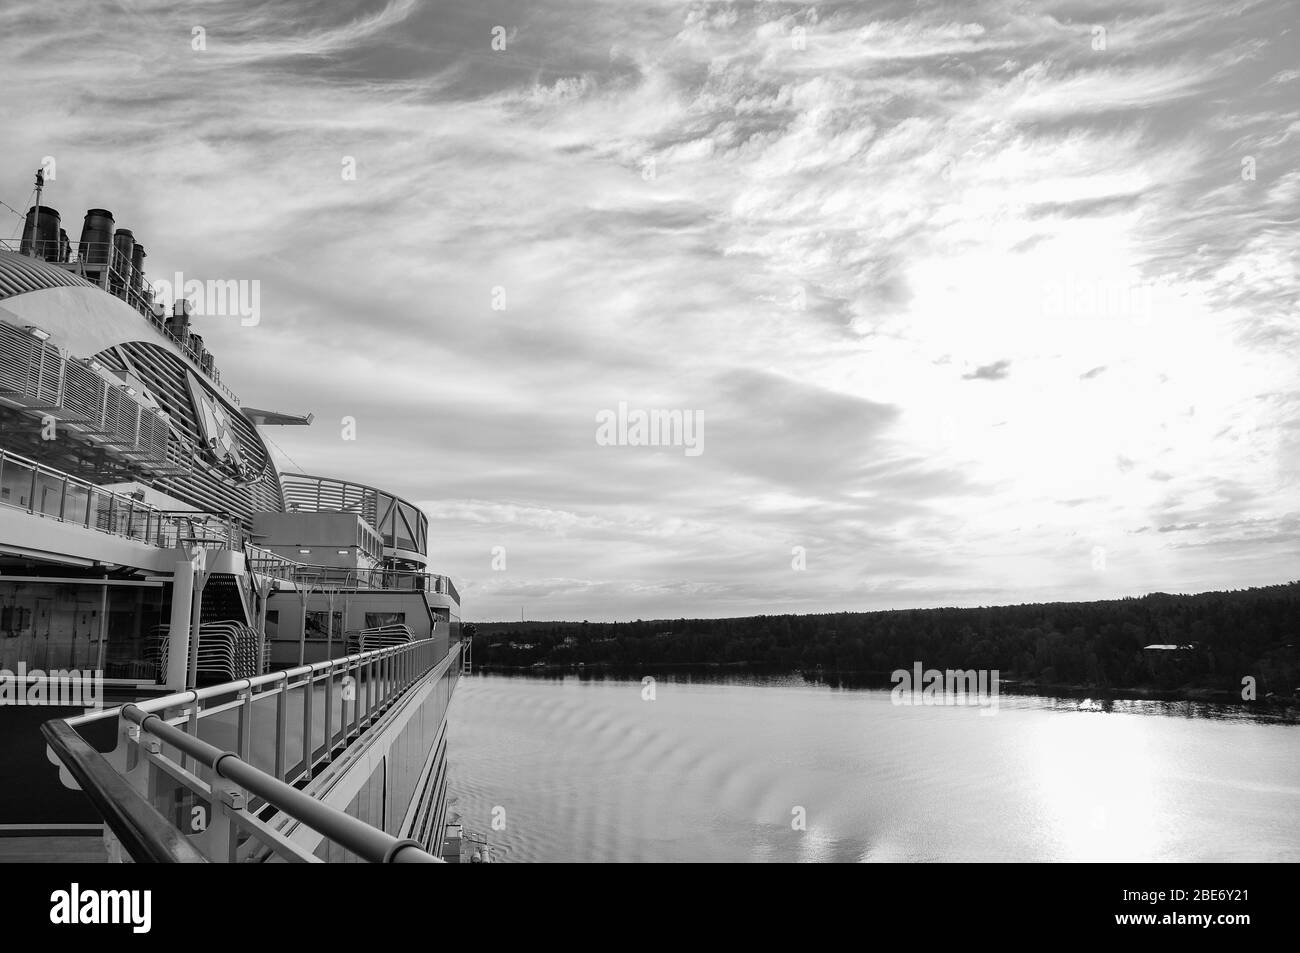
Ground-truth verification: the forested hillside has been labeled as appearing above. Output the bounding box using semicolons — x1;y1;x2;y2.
470;582;1300;697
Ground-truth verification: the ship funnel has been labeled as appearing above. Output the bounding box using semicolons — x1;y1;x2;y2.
166;299;192;343
77;209;114;266
130;242;146;295
111;228;135;298
20;206;61;261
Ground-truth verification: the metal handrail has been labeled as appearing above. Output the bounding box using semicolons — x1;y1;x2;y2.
288;566;459;595
0;318;171;464
120;704;438;863
244;543;459;599
0;446;240;549
244;543;298;582
52;639;462;862
68;638;436;730
280;472;429;558
41;719;209;863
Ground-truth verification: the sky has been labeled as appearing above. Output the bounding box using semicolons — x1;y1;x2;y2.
0;0;1297;621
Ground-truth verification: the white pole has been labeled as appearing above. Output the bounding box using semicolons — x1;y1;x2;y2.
95;576;108;672
165;561;193;689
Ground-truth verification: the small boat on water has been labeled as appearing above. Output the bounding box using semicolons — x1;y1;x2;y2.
440;815;497;863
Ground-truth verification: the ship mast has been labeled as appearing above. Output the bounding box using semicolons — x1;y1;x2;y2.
27;167;44;258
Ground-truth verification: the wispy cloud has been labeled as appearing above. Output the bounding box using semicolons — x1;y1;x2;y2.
1;0;1296;619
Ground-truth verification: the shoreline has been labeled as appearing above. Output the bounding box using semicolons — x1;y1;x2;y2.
475;661;1300;711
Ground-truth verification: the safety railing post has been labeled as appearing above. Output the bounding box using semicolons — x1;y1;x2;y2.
367;653;377;719
389;647;397;699
323;665;334;762
302;670;314;779
275;674;287;781
122;714;150;797
207;773;244;864
237;686;252;763
351;657;361;739
185;703;200;777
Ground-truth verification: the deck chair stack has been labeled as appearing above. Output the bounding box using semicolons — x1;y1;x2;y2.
357;623;415;653
155;620;265;682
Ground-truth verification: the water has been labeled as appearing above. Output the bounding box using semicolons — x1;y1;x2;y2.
446;672;1300;863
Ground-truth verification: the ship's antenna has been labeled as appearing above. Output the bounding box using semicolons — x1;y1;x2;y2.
26;167;45;258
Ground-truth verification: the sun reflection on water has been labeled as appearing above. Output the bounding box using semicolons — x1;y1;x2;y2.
1030;712;1161;861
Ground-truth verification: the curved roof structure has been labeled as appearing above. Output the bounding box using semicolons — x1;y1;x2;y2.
0;250;95;300
281;472;429;566
0;251;284;521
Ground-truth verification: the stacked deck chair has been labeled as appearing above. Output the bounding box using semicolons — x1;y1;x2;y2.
358;624;415;652
145;623;170;681
156;620;265;683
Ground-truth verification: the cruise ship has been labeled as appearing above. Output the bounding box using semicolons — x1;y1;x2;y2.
0;169;471;862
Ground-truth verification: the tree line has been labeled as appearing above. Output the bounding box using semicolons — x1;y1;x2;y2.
468;582;1300;698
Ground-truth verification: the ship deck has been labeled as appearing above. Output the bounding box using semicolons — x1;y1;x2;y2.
0;832;108;863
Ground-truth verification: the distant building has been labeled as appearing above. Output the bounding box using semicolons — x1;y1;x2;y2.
1142;643;1196;679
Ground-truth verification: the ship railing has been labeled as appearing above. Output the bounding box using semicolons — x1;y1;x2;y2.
0;447;241;549
280;472;430;560
244;543;298;582
43;638;464;863
244;546;459;599
0;238;240;406
290;566;459;596
0;319;171;465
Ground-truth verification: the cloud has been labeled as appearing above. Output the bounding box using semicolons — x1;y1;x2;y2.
963;360;1013;381
2;0;1296;620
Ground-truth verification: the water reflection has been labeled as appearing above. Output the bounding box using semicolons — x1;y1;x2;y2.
449;672;1300;862
484;666;1300;725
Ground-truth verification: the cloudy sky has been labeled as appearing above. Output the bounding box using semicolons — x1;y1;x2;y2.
1;0;1297;621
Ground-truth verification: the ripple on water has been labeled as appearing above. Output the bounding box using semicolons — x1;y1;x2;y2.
447;674;1300;862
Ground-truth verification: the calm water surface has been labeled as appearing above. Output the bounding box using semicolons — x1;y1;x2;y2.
446;672;1300;862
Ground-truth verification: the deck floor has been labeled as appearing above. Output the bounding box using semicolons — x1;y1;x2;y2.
0;833;108;863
